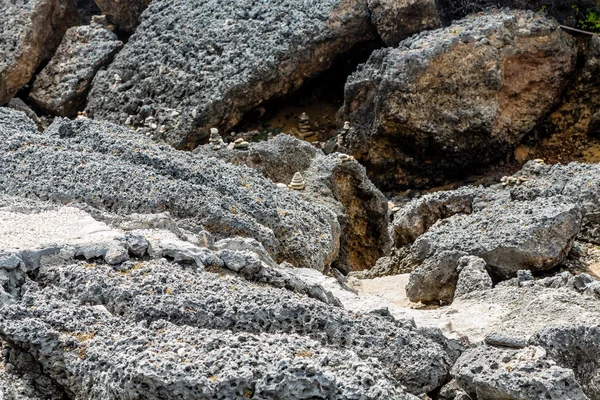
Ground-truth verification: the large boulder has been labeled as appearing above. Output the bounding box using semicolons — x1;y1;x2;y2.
0;109;340;271
94;0;151;33
452;345;589;400
412;196;582;279
367;0;441;46
196;134;391;272
0;0;79;105
339;10;576;189
28;23;123;117
86;0;377;149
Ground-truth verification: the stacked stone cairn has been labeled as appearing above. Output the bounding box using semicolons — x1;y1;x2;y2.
288;172;306;190
227;138;250;150
297;112;316;142
209;128;224;150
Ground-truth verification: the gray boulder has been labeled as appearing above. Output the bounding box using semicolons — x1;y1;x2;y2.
412;196;582;279
452;345;589;400
86;0;376;148
368;0;441;46
454;256;493;299
0;0;79;105
406;250;467;303
197;134;391;272
29;23;123;117
339;10;576;189
0;109;340;271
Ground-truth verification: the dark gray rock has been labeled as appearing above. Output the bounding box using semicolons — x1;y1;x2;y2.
454;256;492;299
412;196;582;279
367;0;441;46
6;98;45;131
351;245;419;279
86;0;376;148
29;23;123;117
452;345;589;399
532;323;600;399
0;109;341;271
406;250;467;303
0;0;79;105
339;10;576;190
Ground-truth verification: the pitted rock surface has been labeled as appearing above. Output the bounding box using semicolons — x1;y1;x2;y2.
29;23;123;117
86;0;376;148
197;134;391;272
0;109;340;271
0;0;79;105
94;0;151;33
340;9;576;190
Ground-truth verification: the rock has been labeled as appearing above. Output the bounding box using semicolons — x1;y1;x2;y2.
86;0;376;148
454;256;492;299
452;345;589;400
5;98;45;131
393;186;480;246
197;134;391;272
406;250;467;303
0;110;341;271
532;323;600;399
512;161;600;244
288;172;306;190
93;0;151;33
73;0;102;24
367;0;441;46
351;245;418;279
0;0;79;105
412;196;582;279
340;10;576;190
122;233;149;257
484;331;529;349
28;23;123;117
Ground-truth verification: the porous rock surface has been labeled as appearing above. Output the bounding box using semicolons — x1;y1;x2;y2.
454;256;493;299
452;345;589;399
29;23;123;117
86;0;377;148
340;10;576;189
94;0;151;33
0;0;79;105
0;108;341;271
367;0;441;46
196;134;391;272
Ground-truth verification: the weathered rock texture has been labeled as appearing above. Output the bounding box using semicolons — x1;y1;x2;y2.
0;0;79;105
196;134;391;272
94;0;151;33
29;23;123;117
0;108;341;271
454;256;493;299
367;0;441;46
340;10;577;189
452;345;589;399
86;0;377;148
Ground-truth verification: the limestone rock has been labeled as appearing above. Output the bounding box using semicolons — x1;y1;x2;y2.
197;134;391;272
368;0;441;46
406;250;467;303
340;10;576;190
452;345;589;400
412;196;582;279
454;256;492;299
0;0;79;105
86;0;376;148
93;0;151;33
6;98;45;131
29;23;123;117
0;109;341;271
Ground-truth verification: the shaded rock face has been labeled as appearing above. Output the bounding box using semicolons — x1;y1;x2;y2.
454;256;493;299
196;135;391;272
29;23;123;117
412;196;582;279
340;10;577;190
406;250;467;303
0;0;80;105
94;0;151;33
86;0;377;149
452;345;589;400
0;109;341;271
367;0;441;47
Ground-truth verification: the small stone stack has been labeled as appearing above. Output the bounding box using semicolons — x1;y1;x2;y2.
338;153;354;163
209;128;224;150
288;172;306;190
297;113;317;142
230;138;249;150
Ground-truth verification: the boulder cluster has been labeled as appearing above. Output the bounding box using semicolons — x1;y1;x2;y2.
2;0;600;399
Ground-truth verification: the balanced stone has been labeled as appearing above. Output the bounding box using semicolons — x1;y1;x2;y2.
233;137;250;149
338;153;354;163
289;172;306;190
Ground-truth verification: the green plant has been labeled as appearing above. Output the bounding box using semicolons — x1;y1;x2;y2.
572;5;600;33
